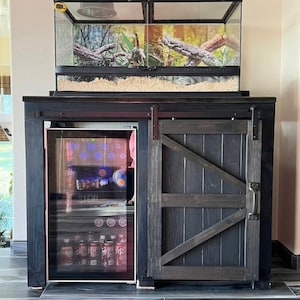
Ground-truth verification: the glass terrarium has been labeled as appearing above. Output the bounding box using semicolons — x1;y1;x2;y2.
54;0;242;92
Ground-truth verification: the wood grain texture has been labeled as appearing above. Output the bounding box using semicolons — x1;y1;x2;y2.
25;118;46;287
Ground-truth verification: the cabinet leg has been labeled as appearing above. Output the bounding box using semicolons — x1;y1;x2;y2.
137;277;155;289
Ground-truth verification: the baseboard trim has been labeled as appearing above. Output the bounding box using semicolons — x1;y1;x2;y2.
10;240;27;256
272;240;300;270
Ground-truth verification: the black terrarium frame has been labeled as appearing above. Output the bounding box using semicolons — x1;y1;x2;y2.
54;0;242;92
54;0;242;24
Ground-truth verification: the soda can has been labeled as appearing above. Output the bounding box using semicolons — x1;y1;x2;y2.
89;241;99;265
115;241;126;267
102;241;114;267
60;239;73;266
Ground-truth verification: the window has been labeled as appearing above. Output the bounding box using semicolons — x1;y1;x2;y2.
0;0;12;245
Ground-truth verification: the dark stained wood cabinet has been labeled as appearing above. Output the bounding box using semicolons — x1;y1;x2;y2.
148;119;261;282
24;93;275;288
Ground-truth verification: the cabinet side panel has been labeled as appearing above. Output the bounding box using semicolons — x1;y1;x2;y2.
259;104;275;283
25;117;46;287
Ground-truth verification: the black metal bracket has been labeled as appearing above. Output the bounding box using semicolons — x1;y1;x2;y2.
250;106;261;140
151;105;159;140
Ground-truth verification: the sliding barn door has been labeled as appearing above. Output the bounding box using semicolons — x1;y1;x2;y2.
148;119;261;282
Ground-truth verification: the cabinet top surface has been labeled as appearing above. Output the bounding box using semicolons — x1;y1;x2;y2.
23;92;276;104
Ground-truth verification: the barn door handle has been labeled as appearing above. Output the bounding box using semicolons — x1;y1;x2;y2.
248;182;260;220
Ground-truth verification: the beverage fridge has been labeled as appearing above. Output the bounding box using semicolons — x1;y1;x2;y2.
45;126;136;282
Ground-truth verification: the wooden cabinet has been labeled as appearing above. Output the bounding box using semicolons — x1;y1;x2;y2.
24;94;275;288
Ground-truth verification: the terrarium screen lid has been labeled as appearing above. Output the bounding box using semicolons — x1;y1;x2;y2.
153;2;233;21
56;1;241;23
65;2;144;21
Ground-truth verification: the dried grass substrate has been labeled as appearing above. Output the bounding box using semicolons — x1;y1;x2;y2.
58;76;239;92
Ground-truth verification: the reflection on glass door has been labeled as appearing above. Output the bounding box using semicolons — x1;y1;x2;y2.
45;128;135;282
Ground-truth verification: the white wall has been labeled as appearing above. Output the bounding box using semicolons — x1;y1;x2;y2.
241;0;283;241
240;0;282;97
10;0;55;243
10;0;286;248
277;0;300;254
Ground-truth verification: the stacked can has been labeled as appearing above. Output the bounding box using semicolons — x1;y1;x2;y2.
102;240;115;267
78;240;88;265
60;238;73;266
116;234;127;267
89;241;100;265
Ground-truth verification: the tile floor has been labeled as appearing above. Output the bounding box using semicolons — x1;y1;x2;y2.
1;246;300;299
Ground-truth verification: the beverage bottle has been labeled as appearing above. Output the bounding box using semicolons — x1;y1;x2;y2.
103;240;114;268
73;232;81;264
110;234;117;245
65;167;75;213
116;234;127;268
60;238;73;266
87;231;94;244
99;235;106;266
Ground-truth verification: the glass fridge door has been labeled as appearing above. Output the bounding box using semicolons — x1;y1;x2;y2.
45;127;135;282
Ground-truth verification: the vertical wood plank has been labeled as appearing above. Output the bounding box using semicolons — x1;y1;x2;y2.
185;134;204;266
162;134;184;266
245;120;262;281
136;120;149;280
221;134;245;267
148;121;162;278
25;117;46;287
202;134;222;267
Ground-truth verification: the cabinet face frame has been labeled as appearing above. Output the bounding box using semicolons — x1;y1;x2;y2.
24;96;274;288
147;119;262;282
